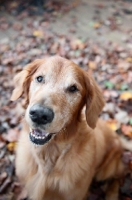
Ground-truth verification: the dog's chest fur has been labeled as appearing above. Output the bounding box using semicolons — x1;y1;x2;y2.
27;142;73;199
23;134;95;200
32;142;71;174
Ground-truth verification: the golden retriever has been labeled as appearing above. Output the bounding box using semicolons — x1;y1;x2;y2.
11;56;132;200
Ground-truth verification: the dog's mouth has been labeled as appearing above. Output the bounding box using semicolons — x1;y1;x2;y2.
29;129;54;145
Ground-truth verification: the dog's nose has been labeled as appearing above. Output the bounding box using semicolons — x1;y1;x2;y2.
29;104;54;125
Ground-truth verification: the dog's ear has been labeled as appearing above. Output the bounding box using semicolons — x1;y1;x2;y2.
10;59;43;101
84;72;105;129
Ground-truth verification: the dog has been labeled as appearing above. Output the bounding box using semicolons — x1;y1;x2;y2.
11;56;132;200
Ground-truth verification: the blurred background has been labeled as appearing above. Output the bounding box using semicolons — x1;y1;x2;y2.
0;0;132;199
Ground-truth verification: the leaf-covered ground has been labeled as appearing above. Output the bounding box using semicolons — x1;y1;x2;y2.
0;0;132;199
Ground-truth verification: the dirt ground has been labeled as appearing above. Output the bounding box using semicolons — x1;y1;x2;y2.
0;0;132;45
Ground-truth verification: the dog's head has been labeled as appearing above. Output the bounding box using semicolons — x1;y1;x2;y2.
11;56;104;145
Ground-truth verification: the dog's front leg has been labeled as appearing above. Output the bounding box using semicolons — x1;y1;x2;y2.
61;171;95;200
15;132;37;183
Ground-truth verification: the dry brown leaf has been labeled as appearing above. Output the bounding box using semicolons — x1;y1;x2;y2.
129;161;132;170
0;172;7;185
10;2;18;8
4;128;20;142
0;141;5;149
121;125;132;138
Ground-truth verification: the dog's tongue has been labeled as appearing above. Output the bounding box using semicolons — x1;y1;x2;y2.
32;129;48;137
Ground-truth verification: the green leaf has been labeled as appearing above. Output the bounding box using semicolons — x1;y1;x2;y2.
120;83;129;91
89;21;94;27
129;118;132;125
75;50;81;57
104;81;114;89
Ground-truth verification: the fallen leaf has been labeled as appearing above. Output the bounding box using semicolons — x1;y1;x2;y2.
129;161;132;170
120;92;132;101
122;151;132;164
4;128;20;142
13;22;23;31
93;22;101;29
103;90;119;99
121;125;132;138
7;142;17;152
0;177;12;193
88;61;97;70
106;119;119;131
33;30;43;37
70;39;85;50
103;102;115;114
129;118;132;125
10;2;18;8
0;172;7;185
0;141;5;149
126;57;132;63
120;83;129;91
115;110;129;124
104;81;114;89
118;61;130;72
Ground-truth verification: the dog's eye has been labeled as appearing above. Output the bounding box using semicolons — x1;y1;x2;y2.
36;76;43;83
68;85;78;93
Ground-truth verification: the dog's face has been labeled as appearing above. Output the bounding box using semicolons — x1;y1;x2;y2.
11;56;104;145
26;58;86;145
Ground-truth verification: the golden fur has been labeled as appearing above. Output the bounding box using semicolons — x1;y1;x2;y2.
11;56;132;200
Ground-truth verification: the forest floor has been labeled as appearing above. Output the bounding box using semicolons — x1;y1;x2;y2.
0;0;132;199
